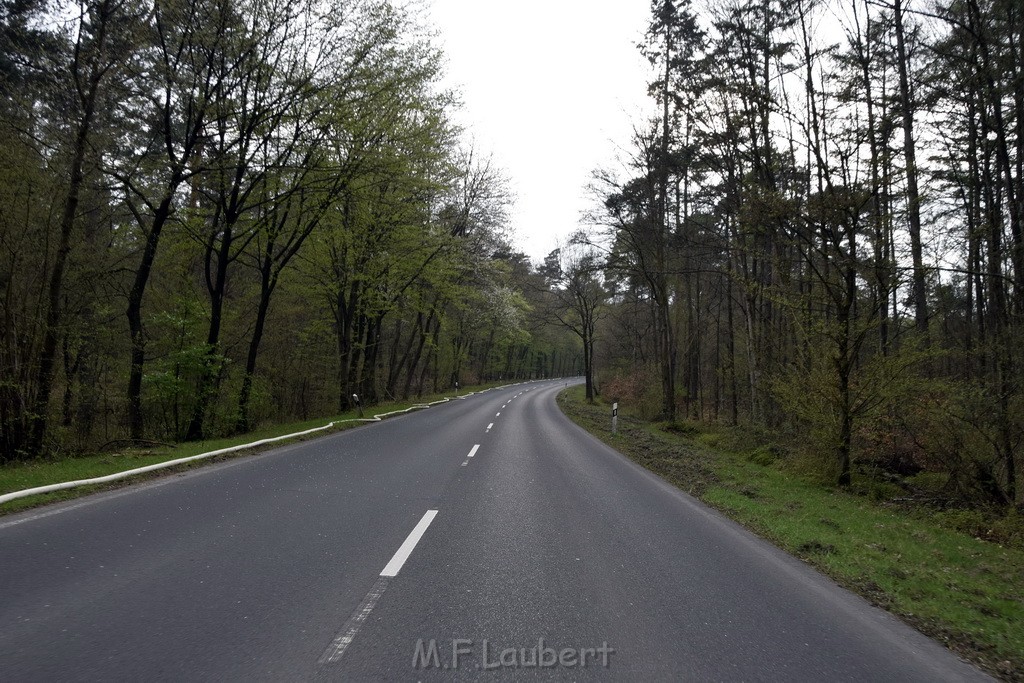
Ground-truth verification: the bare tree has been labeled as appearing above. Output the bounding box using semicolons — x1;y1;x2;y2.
541;238;607;402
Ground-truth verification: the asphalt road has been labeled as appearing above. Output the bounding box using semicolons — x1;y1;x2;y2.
0;380;990;681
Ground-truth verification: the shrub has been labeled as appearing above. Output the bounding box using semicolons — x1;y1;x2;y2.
748;444;785;467
600;365;664;420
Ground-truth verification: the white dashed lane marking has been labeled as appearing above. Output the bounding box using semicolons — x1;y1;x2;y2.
381;510;438;577
319;510;439;666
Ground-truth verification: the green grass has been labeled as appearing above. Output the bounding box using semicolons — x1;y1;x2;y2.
557;386;1024;681
0;381;512;515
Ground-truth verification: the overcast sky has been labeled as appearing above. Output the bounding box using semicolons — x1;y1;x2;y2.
427;0;654;262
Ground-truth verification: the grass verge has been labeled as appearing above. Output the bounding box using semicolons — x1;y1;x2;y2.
557;386;1023;682
0;381;512;515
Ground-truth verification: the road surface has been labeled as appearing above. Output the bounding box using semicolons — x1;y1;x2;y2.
0;380;989;680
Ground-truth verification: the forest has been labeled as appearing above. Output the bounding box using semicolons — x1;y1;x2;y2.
0;0;583;462
1;0;1023;512
585;0;1024;509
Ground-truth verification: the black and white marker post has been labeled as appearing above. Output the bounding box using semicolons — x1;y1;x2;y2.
352;393;363;418
612;402;618;435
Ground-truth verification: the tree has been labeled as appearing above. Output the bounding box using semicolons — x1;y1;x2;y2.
114;0;237;440
892;0;929;338
182;0;383;439
28;0;141;454
542;239;607;402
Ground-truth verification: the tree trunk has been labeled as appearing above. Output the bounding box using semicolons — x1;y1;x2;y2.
893;0;929;338
185;225;232;441
236;269;276;433
405;306;438;398
30;90;96;454
126;195;176;439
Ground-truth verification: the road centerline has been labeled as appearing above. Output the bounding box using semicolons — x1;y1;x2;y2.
318;576;389;665
467;445;480;458
322;512;440;663
380;510;438;578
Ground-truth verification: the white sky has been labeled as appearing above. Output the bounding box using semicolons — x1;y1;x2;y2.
427;0;654;263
